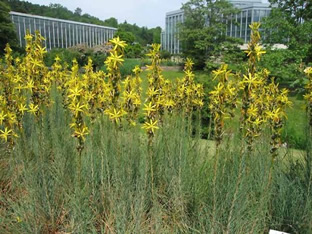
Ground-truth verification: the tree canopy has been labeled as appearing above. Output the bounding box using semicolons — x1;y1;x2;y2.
262;0;312;63
0;1;17;53
4;0;161;46
180;0;241;69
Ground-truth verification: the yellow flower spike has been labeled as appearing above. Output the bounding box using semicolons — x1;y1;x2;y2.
0;127;12;142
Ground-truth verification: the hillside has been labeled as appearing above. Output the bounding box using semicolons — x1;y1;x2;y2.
5;0;161;45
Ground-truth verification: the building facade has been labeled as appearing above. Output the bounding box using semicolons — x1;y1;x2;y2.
10;11;117;50
225;0;271;42
161;0;272;54
161;9;184;54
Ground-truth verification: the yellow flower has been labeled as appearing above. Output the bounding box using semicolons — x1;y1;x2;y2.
7;112;17;125
105;108;126;124
133;98;141;106
16;216;22;223
185;58;194;69
252;117;264;126
254;44;266;60
185;70;195;79
143;102;156;116
132;65;142;75
68;86;83;99
147;87;159;97
210;83;224;95
142;119;159;134
25;34;33;41
266;108;284;123
304;67;312;75
247;105;258;118
69;102;86;117
164;99;175;109
107;51;124;69
73;126;89;141
28;103;39;115
26;80;35;90
19;104;28;115
249;22;261;30
0;111;7;125
242;73;262;89
110;37;127;50
0;127;12;142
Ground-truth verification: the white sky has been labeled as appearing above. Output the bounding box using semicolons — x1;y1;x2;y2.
25;0;188;29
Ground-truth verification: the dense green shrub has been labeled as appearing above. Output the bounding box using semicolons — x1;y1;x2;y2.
160;50;171;59
124;43;144;58
44;48;87;67
259;49;306;86
101;58;141;77
44;47;107;70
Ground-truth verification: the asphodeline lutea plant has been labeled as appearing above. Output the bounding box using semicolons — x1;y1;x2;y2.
0;44;26;144
24;31;51;118
241;23;268;151
103;37;128;125
121;65;142;126
209;64;239;147
82;57;105;120
175;58;204;114
66;59;90;154
304;67;312;129
104;37;126;107
265;81;291;158
50;55;69;108
142;44;164;141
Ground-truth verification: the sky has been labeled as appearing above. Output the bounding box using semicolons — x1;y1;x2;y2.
26;0;188;29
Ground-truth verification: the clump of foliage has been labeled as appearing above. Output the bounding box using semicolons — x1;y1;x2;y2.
180;0;241;69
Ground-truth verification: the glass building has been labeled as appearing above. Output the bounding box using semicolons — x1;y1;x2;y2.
161;0;272;54
10;11;117;50
225;0;271;42
161;9;184;54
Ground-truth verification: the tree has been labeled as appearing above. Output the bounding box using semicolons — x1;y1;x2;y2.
269;0;311;23
151;26;162;44
0;1;17;53
104;17;118;28
74;7;82;16
180;0;240;69
115;30;135;44
262;0;312;63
